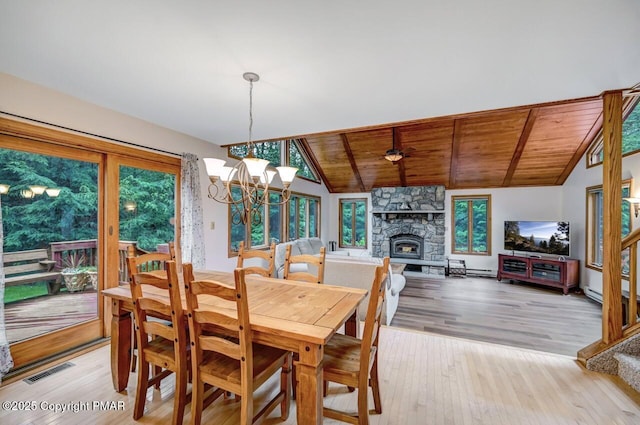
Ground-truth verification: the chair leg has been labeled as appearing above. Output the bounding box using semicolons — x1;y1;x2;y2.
172;365;188;425
133;359;149;420
370;355;382;414
280;354;292;420
153;365;163;389
191;377;205;425
130;322;137;372
357;384;369;425
240;387;253;425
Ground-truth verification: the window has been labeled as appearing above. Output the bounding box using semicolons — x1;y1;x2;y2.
587;97;640;166
228;186;283;252
452;195;491;255
226;140;321;252
228;141;281;166
288;193;320;240
586;180;632;274
227;139;320;183
339;198;367;248
288;140;320;182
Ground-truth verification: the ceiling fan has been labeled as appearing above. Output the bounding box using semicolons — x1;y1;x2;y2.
384;129;413;163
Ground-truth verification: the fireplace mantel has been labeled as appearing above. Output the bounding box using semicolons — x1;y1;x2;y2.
372;210;444;220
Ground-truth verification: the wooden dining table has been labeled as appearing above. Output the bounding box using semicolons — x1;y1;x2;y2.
102;269;367;425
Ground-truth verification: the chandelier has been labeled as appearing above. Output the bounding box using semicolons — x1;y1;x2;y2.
204;72;298;225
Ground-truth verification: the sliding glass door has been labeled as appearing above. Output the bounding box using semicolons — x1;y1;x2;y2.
1;117;181;370
0;140;103;367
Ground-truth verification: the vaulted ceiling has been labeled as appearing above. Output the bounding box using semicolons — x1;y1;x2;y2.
1;2;639;195
299;96;603;193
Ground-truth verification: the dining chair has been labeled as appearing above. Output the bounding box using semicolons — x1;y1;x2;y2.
236;241;276;277
127;243;176;373
183;263;292;425
126;259;190;425
283;244;326;284
322;256;390;425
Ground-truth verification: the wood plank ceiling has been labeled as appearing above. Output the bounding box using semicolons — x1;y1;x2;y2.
299;96;603;193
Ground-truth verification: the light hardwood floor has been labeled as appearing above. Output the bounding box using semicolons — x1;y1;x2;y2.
1;325;639;425
392;274;603;356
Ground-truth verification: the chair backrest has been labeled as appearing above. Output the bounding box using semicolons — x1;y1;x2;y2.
283;245;326;284
236;241;276;277
183;263;253;389
127;244;174;273
359;257;390;376
126;259;187;363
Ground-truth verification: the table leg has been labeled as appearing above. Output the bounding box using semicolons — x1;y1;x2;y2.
344;310;359;338
110;299;132;392
295;342;324;424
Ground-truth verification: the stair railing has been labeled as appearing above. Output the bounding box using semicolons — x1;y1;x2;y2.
621;228;639;328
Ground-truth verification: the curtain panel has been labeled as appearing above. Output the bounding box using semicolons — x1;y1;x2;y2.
180;153;205;268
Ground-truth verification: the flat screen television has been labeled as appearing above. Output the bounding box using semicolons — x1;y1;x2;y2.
504;220;570;256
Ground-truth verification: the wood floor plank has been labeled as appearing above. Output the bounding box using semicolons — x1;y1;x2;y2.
2;325;639;425
392;275;602;356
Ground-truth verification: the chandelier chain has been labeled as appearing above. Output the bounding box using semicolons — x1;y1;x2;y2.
248;78;254;153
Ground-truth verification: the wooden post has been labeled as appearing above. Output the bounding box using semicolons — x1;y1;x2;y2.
602;91;624;343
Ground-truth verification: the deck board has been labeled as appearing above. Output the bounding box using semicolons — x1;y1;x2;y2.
4;291;97;343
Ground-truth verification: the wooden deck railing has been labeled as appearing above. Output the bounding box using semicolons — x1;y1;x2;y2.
48;239;144;285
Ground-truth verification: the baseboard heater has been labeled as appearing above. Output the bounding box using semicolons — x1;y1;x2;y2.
585;287;604;304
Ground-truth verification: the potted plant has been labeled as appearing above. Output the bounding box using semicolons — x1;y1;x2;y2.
82;265;98;290
61;252;87;292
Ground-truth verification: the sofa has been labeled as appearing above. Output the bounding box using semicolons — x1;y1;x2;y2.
274;238;406;325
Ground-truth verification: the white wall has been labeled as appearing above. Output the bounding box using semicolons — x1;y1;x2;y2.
330;186;564;272
0;73;330;271
445;186;564;273
562;146;640;296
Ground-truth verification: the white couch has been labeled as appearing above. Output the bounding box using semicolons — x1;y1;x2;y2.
273;238;406;325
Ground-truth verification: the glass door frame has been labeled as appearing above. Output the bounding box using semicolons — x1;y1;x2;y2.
0;117;181;370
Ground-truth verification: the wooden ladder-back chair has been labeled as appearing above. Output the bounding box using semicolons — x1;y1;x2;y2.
283;245;326;284
127;243;176;373
126;259;190;425
322;257;390;425
183;263;292;425
236;241;276;277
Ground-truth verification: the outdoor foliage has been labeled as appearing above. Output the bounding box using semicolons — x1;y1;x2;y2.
0;149;175;254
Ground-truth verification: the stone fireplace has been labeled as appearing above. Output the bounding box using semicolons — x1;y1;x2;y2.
371;186;446;273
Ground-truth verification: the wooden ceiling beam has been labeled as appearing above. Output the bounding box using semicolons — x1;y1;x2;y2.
341;133;366;192
448;119;463;189
503;108;539;186
556;109;603;184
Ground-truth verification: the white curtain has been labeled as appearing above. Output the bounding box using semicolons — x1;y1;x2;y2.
180;153;205;268
0;196;14;381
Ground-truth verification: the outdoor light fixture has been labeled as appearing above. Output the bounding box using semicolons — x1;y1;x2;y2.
0;184;9;195
203;72;297;225
29;185;47;195
123;201;137;212
45;188;61;197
